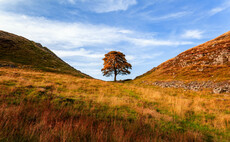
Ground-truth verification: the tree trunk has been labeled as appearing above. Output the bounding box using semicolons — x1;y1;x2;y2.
114;70;117;82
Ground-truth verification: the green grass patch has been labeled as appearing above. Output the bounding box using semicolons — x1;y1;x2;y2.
123;89;140;99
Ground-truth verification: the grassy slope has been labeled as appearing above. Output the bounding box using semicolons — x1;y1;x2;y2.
135;31;230;82
0;68;229;141
0;30;90;78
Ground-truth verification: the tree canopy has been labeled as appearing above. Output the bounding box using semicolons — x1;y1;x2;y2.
101;51;132;81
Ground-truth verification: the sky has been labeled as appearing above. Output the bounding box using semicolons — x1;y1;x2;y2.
0;0;230;80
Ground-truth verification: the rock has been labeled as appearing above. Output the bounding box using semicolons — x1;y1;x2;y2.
213;49;230;65
142;80;230;94
0;64;17;68
213;87;223;94
213;87;229;94
35;42;43;48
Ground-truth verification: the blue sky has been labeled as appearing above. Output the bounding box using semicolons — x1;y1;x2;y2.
0;0;230;80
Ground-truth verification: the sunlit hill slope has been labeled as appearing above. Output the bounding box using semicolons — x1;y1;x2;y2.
136;31;230;82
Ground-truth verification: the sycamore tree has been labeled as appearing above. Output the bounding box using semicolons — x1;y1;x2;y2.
101;51;132;81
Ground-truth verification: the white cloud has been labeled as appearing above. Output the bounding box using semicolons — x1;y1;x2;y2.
181;30;203;39
0;0;22;4
0;11;124;49
118;30;133;34
52;48;104;58
94;0;137;13
0;11;192;50
126;55;135;61
0;0;25;8
66;0;137;13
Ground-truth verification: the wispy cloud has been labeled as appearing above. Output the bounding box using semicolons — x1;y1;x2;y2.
151;11;191;21
68;62;102;67
140;11;191;21
209;1;230;15
0;11;123;48
210;7;226;15
67;0;76;4
53;49;104;58
79;69;102;76
0;0;26;9
126;55;135;61
181;30;203;39
65;0;137;13
0;0;23;4
141;52;163;59
127;38;193;46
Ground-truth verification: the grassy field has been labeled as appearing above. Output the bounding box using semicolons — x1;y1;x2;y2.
0;67;229;141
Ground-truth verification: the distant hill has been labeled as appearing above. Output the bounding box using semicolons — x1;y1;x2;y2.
135;31;230;93
0;30;91;78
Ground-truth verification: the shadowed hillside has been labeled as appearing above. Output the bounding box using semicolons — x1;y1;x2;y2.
0;30;90;78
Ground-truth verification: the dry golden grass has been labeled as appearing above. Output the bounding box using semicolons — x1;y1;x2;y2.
0;67;229;141
124;83;230;129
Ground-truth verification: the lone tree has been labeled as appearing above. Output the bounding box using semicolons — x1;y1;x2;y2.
101;51;132;81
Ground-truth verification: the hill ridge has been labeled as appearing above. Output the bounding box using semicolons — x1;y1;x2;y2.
0;30;91;78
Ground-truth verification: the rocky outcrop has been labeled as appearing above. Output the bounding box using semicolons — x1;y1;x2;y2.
167;47;230;69
136;32;230;89
141;81;230;94
139;32;230;80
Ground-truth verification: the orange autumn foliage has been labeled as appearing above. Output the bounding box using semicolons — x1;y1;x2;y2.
101;51;132;81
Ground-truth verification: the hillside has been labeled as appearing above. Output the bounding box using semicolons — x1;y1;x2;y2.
135;31;230;93
1;67;229;141
0;30;90;78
